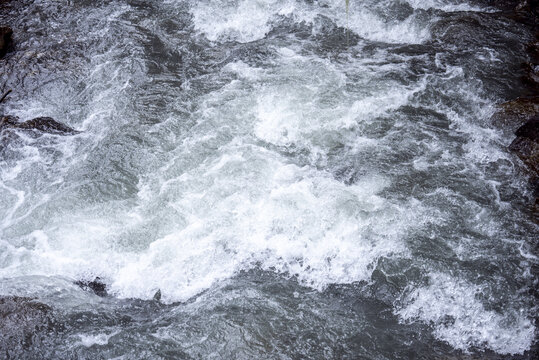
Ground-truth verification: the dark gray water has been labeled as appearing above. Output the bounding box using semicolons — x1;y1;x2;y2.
0;0;537;358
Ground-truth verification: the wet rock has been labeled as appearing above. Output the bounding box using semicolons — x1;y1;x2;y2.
515;0;539;16
490;97;539;132
510;135;539;171
0;114;20;128
523;61;539;89
0;89;10;103
75;277;107;297
153;289;162;302
515;115;539;138
431;15;485;48
510;116;539;219
0;26;12;58
0;296;58;357
502;0;539;22
527;41;539;62
16;117;81;135
510;117;539;174
0;115;80;135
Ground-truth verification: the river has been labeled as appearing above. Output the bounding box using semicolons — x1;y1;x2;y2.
0;0;537;358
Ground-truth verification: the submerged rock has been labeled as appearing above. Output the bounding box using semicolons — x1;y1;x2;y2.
0;115;80;135
0;26;12;58
75;277;107;297
0;296;59;357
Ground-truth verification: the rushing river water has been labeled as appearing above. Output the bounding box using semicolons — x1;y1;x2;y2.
0;0;537;358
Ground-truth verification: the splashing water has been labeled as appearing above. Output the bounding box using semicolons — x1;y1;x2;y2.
0;0;537;358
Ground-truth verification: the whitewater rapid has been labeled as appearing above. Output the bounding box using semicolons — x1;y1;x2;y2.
0;0;537;357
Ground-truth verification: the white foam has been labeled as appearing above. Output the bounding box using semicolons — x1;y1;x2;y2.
111;144;411;302
191;0;294;43
405;0;490;12
190;0;433;44
222;61;264;81
396;273;536;354
345;10;431;44
77;331;118;347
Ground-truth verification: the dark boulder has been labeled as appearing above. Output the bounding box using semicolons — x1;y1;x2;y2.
16;117;81;135
0;89;10;103
523;59;539;91
510;117;539;175
153;289;161;302
0;114;21;128
516;0;539;16
0;26;12;58
515;115;539;139
75;277;107;297
510;136;539;173
490;97;539;132
0;115;80;135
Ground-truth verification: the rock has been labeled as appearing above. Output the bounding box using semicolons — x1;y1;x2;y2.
510;117;539;175
515;115;539;139
0;89;11;103
523;61;539;91
75;277;107;297
490;97;539;132
527;41;539;62
153;289;162;302
0;115;80;135
0;26;12;58
510;136;539;173
516;0;539;15
0;115;20;128
0;296;59;357
16;117;81;135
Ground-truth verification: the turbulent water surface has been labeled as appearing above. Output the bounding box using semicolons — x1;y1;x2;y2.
0;0;537;358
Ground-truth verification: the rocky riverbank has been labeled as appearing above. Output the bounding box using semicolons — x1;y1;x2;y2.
490;0;539;218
